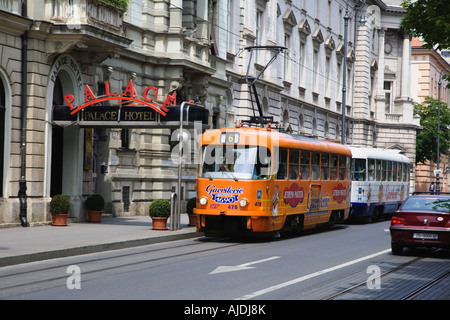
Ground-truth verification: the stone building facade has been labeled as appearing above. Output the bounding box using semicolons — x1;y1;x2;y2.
411;38;450;192
0;0;228;226
0;0;419;227
226;0;419;191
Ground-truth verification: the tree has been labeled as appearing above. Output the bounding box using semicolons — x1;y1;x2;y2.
400;0;450;51
415;97;450;164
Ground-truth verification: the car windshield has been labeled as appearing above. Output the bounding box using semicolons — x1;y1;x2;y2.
199;145;271;180
401;197;450;213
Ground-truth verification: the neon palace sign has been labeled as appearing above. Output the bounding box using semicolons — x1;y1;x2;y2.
64;79;176;117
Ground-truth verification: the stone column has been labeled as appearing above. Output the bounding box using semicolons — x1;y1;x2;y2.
401;35;411;100
169;0;183;33
375;28;386;121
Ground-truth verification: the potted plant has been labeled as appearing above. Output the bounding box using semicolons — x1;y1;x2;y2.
186;197;197;226
50;194;71;226
85;194;105;222
149;199;170;230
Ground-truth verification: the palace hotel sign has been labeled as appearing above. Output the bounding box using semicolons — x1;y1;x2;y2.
53;79;208;127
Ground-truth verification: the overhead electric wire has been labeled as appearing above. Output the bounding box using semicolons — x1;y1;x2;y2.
166;1;374;96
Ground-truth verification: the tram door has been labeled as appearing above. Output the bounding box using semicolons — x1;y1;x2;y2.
308;184;322;211
305;184;322;226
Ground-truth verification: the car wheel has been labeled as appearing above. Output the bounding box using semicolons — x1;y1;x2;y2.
391;242;403;255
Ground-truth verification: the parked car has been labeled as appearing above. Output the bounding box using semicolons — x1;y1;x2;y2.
390;194;450;255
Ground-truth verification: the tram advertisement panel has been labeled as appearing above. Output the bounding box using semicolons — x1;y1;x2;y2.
351;181;408;205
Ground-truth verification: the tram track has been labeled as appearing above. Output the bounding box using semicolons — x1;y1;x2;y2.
325;254;425;300
1;223;449;300
401;270;450;300
325;248;450;300
0;237;241;297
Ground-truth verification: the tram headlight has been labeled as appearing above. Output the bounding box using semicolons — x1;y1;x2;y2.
199;197;208;205
239;198;248;207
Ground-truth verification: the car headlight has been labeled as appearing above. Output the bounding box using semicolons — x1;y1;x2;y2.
239;198;248;207
199;197;208;205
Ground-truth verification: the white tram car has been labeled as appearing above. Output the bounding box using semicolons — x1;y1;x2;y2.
348;146;410;221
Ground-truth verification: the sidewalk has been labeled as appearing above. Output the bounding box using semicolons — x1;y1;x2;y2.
0;215;199;267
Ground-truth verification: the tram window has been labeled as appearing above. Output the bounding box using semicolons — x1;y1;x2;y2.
353;158;366;181
368;159;375;181
392;162;398;181
402;163;407;182
387;161;392;181
347;157;351;181
375;159;381;181
330;155;338;180
381;160;386;181
300;151;310;180
321;154;329;180
289;149;300;180
276;148;287;180
338;155;346;180
311;152;320;180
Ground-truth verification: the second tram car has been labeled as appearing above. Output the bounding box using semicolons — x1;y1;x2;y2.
194;122;352;237
348;146;410;221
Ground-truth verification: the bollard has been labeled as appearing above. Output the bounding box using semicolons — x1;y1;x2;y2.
170;192;179;230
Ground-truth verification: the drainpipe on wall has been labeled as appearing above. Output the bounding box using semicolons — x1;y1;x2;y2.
19;0;28;227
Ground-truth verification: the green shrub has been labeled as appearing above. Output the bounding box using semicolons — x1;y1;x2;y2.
50;195;71;214
149;199;171;217
186;197;196;215
85;194;105;211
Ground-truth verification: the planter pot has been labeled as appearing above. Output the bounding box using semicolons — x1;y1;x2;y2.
88;210;103;223
151;216;168;230
51;213;68;226
188;214;197;226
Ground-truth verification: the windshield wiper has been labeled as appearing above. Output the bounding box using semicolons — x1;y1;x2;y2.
224;171;238;182
201;166;213;180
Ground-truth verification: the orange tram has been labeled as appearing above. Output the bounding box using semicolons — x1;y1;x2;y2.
194;119;352;237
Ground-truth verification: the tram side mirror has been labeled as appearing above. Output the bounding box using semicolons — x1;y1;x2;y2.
100;162;108;174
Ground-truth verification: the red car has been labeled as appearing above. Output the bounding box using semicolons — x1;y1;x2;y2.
390;194;450;255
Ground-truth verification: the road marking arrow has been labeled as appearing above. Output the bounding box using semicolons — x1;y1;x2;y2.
209;256;280;274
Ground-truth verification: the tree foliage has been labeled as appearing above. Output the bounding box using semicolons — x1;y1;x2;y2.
400;0;450;51
415;97;450;164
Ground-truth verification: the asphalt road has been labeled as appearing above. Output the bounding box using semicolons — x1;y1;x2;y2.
1;220;449;304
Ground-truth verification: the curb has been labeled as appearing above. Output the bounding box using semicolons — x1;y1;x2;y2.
0;231;200;268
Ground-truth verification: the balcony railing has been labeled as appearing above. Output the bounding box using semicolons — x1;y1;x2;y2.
46;0;126;34
385;113;403;123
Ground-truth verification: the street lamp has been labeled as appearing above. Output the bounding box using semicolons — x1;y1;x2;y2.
341;0;366;145
436;69;449;194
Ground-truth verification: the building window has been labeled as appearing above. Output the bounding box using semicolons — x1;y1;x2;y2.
384;81;393;113
336;61;342;103
313;49;319;92
121;128;130;148
122;186;130;212
256;10;262;62
298;42;304;85
325;56;330;96
283;35;290;81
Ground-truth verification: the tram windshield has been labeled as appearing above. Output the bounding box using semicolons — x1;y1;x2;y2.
199;145;271;180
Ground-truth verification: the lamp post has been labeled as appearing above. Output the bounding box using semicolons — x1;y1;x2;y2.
341;5;349;144
341;0;366;145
